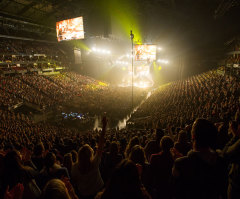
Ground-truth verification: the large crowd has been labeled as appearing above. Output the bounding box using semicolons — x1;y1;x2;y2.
0;38;71;70
47;71;146;119
0;71;146;121
0;38;67;58
131;70;240;129
0;66;240;199
0;72;106;109
1;109;240;199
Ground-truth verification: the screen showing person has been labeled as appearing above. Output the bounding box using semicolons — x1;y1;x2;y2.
134;45;156;61
56;17;84;42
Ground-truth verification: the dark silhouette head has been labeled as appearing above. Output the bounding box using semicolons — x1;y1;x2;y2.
160;136;174;152
192;118;218;149
102;159;145;199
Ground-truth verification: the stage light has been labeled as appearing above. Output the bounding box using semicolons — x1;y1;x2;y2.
116;60;129;66
91;47;111;55
158;47;162;51
157;59;169;64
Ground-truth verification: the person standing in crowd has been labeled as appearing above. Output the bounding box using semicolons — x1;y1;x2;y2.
101;141;123;183
63;153;73;178
125;136;140;158
222;120;240;199
71;115;107;199
129;145;151;191
144;129;164;161
41;179;78;199
150;136;174;199
2;150;41;199
37;152;69;189
32;143;45;171
95;159;151;199
172;119;228;199
174;130;192;156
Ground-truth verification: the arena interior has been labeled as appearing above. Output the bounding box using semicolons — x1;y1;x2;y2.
0;0;240;199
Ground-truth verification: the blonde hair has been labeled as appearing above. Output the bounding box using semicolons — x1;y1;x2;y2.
42;179;71;199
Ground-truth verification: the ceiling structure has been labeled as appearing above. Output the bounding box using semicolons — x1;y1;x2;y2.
0;0;238;27
0;0;87;27
0;0;239;75
0;0;239;54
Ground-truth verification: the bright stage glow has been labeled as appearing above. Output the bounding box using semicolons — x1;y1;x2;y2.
134;81;151;88
116;61;129;65
119;78;153;88
134;45;156;61
122;77;153;88
119;61;153;88
126;54;133;58
56;17;84;42
157;59;169;64
91;47;111;55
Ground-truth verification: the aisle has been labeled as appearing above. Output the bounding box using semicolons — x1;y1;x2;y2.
117;91;153;129
92;90;153;130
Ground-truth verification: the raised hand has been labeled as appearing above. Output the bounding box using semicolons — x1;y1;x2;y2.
4;184;24;199
102;113;108;129
96;113;108;156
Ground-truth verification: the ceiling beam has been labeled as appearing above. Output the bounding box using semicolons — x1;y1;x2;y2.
0;0;14;10
17;1;39;15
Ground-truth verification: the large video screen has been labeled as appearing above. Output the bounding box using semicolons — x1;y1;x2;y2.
134;45;156;61
56;17;84;42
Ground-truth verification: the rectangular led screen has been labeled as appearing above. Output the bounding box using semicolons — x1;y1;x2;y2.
134;45;156;61
56;17;84;42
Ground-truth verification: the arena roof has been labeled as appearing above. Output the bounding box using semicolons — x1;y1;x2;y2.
0;0;88;27
0;0;239;51
0;0;239;27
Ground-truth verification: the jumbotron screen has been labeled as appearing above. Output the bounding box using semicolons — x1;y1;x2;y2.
134;45;156;61
56;17;84;42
